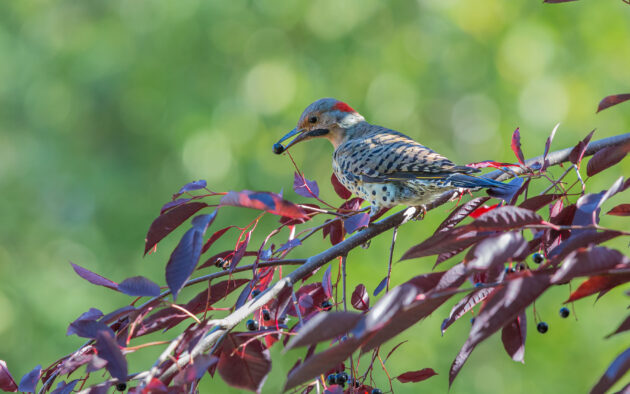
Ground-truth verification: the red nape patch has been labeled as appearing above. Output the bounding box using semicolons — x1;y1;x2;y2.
333;101;355;113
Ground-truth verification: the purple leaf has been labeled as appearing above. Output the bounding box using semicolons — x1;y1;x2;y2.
351;284;370;311
117;276;161;297
293;172;320;198
441;288;494;333
361;265;468;353
172;355;218;386
95;330;128;382
467;206;542;231
400;230;489;261
284;337;361;391
465;232;528;271
566;274;630;303
331;173;352;200
166;212;217;300
510;128;525;166
572;191;605;228
591;348;630;394
220;190;308;219
597;93;630;113
56;349;95;377
548;230;622;264
50;380;79;394
449;343;475;388
276;238;301;254
542;123;559;171
298;294;314;309
451;272;551;385
136;279;248;337
99;306;136;325
174;180;207;198
0;360;17;392
160;198;192;214
518;194;563;212
285;312;363;351
343;212;370;234
544;0;579;3
67;319;115;339
435;197;490;233
18;365;41;393
70;263;117;290
569;130;595;168
551;246;630;284
587;145;629;177
501;312;527;363
217;334;271;392
373;277;388;296
75;308;103;322
322;265;333;299
201;226;236;254
229;231;252;274
607;204;630;216
144;201;209;255
396;368;438;383
606;316;630;339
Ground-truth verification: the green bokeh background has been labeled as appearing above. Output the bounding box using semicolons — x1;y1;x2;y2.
1;0;629;392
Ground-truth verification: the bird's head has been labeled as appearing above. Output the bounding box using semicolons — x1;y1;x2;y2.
273;98;364;154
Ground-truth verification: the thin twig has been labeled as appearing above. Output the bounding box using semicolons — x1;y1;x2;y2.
342;255;348;312
386;227;398;293
46;132;630;390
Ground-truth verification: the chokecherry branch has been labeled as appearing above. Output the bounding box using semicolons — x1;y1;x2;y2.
154;132;630;383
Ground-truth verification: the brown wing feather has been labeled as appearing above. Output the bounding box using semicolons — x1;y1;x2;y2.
334;126;479;183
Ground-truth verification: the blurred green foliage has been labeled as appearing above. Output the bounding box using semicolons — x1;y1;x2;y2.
0;0;629;392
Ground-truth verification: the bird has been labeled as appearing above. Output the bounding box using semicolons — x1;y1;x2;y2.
273;98;509;216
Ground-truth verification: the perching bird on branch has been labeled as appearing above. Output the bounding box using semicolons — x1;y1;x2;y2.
273;98;510;216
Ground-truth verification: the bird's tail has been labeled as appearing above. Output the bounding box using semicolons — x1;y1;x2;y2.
447;173;514;201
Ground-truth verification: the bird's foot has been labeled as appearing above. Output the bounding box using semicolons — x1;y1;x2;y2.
412;205;428;221
361;240;371;249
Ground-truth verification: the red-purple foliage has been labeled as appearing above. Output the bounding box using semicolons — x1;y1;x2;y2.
9;95;630;394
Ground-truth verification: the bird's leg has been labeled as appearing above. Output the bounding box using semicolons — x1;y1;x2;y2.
360;205;380;249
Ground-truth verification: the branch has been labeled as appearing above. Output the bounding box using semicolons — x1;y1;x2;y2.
490;132;630;181
155;132;630;381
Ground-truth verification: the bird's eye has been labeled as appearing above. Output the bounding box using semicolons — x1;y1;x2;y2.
309;116;318;123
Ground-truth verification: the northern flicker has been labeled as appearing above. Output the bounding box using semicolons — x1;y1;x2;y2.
273;98;509;216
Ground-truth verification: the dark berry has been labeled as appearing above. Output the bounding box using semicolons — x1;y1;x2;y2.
272;143;284;154
470;317;475;325
262;309;271;321
537;321;549;333
326;374;337;385
532;252;545;264
474;282;483;288
349;378;361;388
251;289;261;298
559;307;570;318
517;263;527;271
336;372;348;385
246;319;258;331
371;389;383;394
321;300;333;311
116;383;127;392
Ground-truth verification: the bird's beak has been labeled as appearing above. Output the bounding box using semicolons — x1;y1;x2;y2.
275;127;329;152
276;127;305;149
